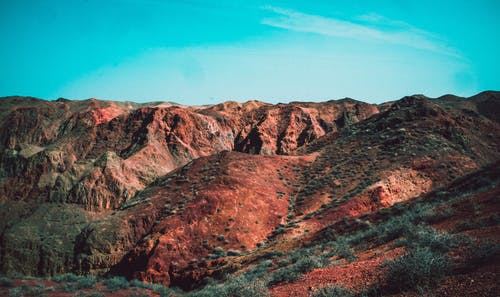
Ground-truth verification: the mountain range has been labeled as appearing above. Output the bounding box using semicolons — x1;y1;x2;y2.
0;91;499;297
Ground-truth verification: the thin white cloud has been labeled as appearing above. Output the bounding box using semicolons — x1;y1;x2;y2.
261;6;460;57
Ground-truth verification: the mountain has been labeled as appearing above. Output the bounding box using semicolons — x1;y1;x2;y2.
0;92;499;297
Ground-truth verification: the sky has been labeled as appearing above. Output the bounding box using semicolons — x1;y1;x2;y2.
0;0;499;104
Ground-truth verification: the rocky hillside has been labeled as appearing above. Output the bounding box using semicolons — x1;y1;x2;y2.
0;97;377;211
0;92;499;296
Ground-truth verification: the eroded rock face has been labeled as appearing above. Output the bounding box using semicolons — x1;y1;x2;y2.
233;99;379;155
0;97;378;212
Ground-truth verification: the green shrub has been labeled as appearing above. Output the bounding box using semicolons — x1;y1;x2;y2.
385;247;451;292
55;275;96;291
187;276;266;297
277;259;290;267
52;273;81;283
294;257;322;273
129;280;172;297
227;249;242;256
289;247;313;263
213;246;225;255
59;283;78;292
312;286;353;297
331;238;356;262
245;260;272;281
224;276;268;297
0;276;13;287
103;276;130;292
346;215;412;246
8;287;23;297
188;285;225;297
267;267;300;286
151;284;173;297
75;276;97;289
267;250;325;286
9;284;47;297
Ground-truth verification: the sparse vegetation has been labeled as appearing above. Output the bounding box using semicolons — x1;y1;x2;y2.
129;280;173;297
267;254;324;286
55;274;97;291
0;276;13;287
188;275;268;297
127;291;152;297
52;273;82;283
385;247;451;292
312;286;353;297
8;284;47;297
103;276;130;292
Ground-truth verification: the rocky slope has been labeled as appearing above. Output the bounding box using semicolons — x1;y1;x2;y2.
0;92;499;296
0;97;377;211
0;95;377;276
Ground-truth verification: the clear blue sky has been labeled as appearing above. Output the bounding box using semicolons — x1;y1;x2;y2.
1;0;499;104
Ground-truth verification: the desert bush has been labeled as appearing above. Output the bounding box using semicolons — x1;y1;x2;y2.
224;276;269;297
75;275;97;289
9;284;47;297
267;254;323;286
55;275;96;291
289;246;314;263
277;259;290;267
52;273;81;283
151;284;173;297
294;257;322;273
188;275;268;297
245;260;272;281
213;246;226;255
227;249;242;256
187;285;225;297
103;276;130;292
129;280;172;297
0;276;13;287
404;225;453;252
385;247;451;292
312;286;353;297
59;282;78;292
373;215;412;244
346;214;412;246
262;250;283;259
267;267;300;286
328;237;356;262
8;287;23;297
